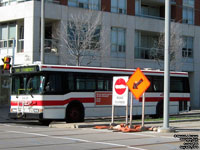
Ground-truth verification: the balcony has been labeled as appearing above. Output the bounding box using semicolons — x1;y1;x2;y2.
0;39;24;54
136;0;176;20
44;39;58;54
135;47;164;60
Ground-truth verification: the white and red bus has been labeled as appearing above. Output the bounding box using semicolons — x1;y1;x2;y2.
9;64;190;123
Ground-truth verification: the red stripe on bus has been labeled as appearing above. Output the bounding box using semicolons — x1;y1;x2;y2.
139;97;190;102
41;65;188;76
11;98;94;106
11;97;190;106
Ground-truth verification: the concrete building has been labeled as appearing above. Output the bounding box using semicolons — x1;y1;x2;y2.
0;0;200;109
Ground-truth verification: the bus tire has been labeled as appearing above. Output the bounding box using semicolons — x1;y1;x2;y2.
156;100;163;118
66;101;85;123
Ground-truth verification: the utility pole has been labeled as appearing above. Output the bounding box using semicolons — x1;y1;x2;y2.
158;0;173;133
41;0;45;64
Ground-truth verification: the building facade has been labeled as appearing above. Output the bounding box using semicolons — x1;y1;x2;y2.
0;0;200;109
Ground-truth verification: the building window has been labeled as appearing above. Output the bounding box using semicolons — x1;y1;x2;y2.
0;24;16;49
141;5;160;18
111;0;127;14
67;22;101;50
111;27;126;58
135;31;160;59
18;25;24;53
135;0;141;15
182;0;194;24
68;0;101;10
182;36;193;58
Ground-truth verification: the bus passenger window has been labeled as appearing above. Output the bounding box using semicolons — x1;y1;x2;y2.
97;80;104;90
153;77;163;92
67;73;74;91
45;74;63;94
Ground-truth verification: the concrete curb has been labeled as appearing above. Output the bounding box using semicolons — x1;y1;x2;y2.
49;121;109;128
49;119;200;128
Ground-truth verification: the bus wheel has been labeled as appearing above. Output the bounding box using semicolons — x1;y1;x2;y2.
66;101;84;123
156;101;163;118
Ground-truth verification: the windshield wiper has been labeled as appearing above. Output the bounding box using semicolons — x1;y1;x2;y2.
27;88;34;98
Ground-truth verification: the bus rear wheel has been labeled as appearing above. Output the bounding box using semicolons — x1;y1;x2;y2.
66;102;84;123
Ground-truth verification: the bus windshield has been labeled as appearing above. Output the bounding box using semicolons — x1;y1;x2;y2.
12;74;45;95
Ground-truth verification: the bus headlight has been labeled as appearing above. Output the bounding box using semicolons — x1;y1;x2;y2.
10;108;17;112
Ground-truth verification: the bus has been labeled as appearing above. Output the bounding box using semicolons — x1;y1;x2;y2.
9;64;190;123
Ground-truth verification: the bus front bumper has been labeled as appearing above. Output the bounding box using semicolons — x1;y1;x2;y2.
9;112;43;120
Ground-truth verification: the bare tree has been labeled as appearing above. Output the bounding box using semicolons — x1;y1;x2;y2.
54;10;106;66
150;23;184;69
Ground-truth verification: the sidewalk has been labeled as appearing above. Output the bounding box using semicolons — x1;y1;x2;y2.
49;109;200;128
1;105;200;127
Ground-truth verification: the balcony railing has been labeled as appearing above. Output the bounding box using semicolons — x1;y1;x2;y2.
136;13;165;20
44;39;58;53
18;39;24;52
135;47;164;60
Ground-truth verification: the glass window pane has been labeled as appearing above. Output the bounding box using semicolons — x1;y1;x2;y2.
135;0;140;15
119;0;125;9
183;0;188;5
9;25;16;39
118;30;124;45
111;0;117;7
68;0;77;6
89;0;100;10
183;8;187;20
187;37;193;49
153;77;163;92
86;79;96;90
188;0;194;6
170;78;183;92
79;0;88;3
111;29;117;43
1;26;8;40
97;80;104;90
111;44;117;52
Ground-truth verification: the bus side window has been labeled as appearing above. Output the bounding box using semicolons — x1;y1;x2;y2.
146;76;153;92
97;79;104;90
170;77;183;92
45;74;63;94
75;73;96;91
153;76;163;92
67;73;75;92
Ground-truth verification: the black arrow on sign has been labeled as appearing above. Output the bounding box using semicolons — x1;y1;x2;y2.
133;79;143;89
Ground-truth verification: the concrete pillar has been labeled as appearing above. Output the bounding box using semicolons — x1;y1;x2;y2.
189;71;200;109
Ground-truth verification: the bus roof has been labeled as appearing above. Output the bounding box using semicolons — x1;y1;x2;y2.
41;64;188;77
11;64;188;77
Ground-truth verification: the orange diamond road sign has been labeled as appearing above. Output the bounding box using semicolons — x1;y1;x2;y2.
127;68;150;100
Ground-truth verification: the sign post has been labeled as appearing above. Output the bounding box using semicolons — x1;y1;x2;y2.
129;93;133;128
111;76;128;125
127;68;150;128
142;93;145;127
126;92;129;125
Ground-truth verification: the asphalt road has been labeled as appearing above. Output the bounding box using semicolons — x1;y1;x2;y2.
0;106;200;150
0;120;200;150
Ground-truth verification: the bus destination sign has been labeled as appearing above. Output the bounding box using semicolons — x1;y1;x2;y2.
12;66;39;73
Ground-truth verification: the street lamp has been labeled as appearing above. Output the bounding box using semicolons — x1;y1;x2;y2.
41;0;45;64
158;0;174;133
